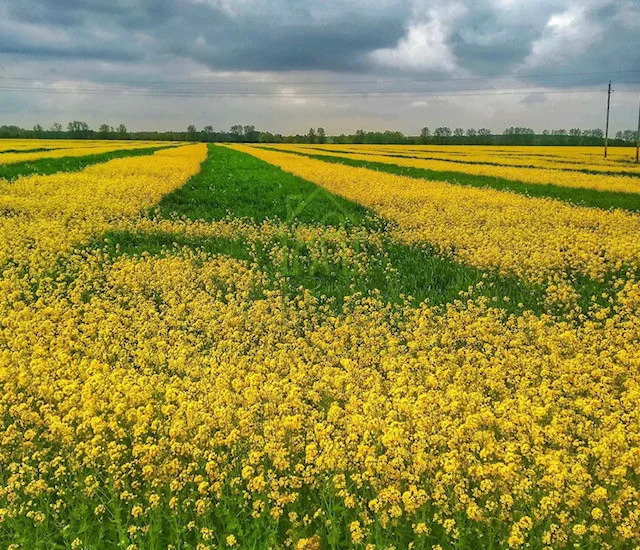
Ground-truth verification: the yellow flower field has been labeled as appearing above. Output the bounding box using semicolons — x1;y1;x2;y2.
3;247;640;549
0;144;206;269
290;144;640;174
265;144;640;193
0;139;162;153
0;140;171;166
1;142;640;549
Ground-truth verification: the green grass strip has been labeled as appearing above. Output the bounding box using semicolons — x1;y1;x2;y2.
89;229;547;314
150;144;376;227
259;147;640;212
0;147;58;154
89;228;630;317
0;145;174;181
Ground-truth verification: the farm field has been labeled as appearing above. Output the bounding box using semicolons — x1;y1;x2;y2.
1;140;640;550
0;139;179;181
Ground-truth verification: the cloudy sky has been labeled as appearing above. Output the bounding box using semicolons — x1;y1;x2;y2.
0;0;639;134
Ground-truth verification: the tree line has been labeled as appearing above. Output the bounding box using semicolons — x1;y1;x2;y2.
0;121;637;147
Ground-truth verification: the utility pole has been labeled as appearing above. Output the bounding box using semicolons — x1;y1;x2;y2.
636;91;640;164
604;81;612;158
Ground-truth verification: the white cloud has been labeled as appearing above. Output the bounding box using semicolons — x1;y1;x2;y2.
189;0;265;18
523;4;603;68
277;87;311;106
369;2;465;72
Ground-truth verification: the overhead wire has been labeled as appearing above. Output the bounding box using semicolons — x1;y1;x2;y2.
1;69;639;87
0;70;637;98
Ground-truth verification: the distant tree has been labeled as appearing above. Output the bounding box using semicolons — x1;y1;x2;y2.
432;127;451;144
566;128;581;144
434;127;452;137
10;121;639;146
306;127;316;144
503;127;534;135
67;120;90;138
377;130;405;144
230;125;243;141
98;124;112;138
503;126;534;145
243;125;259;142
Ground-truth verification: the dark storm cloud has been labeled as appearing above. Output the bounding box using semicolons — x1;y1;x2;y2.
5;0;173;26
0;41;139;62
1;0;638;79
448;4;552;75
1;0;411;71
180;17;408;71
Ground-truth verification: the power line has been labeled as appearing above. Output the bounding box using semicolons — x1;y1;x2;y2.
0;85;628;99
1;70;639;88
0;71;637;103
